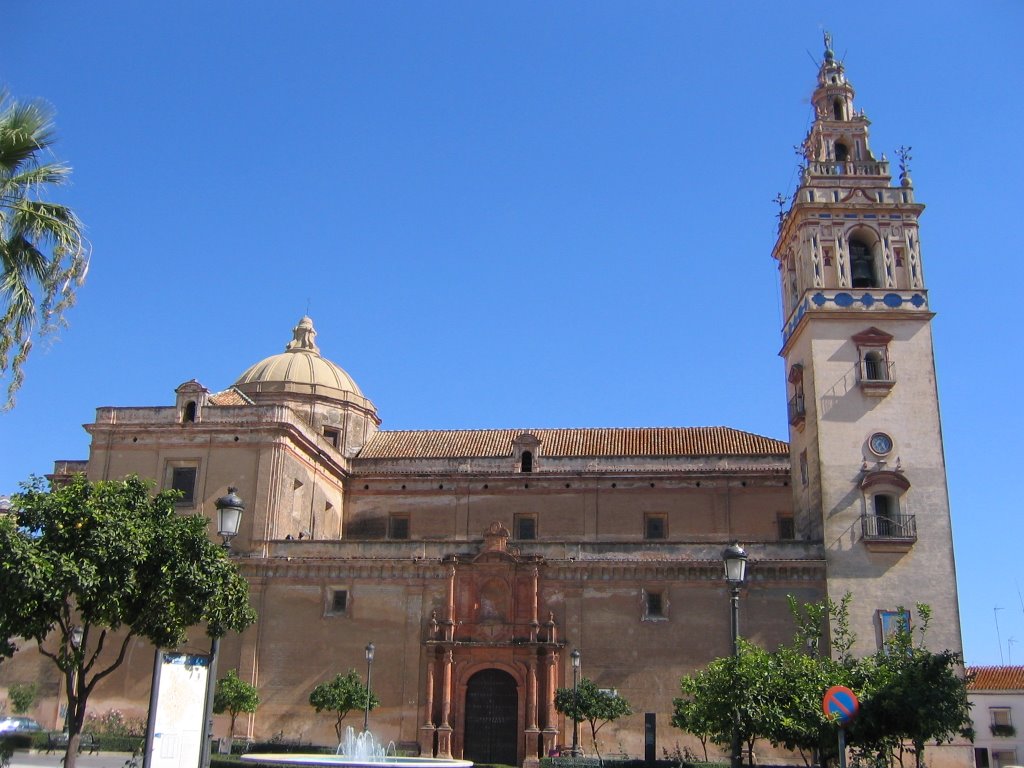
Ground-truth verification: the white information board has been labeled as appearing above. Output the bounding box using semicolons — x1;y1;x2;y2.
144;652;211;768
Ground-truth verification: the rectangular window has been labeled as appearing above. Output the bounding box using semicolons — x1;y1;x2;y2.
778;515;796;541
992;708;1013;727
170;466;197;504
514;514;537;540
975;748;990;768
992;751;1016;768
388;515;410;540
646;592;663;618
331;590;348;614
323;427;340;448
644;514;667;540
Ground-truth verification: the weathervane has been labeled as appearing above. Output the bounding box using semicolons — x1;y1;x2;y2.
896;145;913;185
773;193;788;225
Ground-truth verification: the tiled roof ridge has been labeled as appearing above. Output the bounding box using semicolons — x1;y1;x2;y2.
966;665;1024;690
359;425;789;460
375;425;750;433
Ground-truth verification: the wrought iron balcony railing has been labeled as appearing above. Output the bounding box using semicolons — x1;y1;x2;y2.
787;393;806;425
862;513;917;541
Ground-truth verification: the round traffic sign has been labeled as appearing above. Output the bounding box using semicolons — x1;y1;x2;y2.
822;685;859;725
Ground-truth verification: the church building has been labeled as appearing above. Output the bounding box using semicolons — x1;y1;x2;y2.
2;38;962;767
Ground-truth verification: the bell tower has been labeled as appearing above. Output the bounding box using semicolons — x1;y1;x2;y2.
773;35;962;656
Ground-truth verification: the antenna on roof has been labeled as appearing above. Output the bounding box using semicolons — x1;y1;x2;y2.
995;606;1006;664
1010;637;1017;665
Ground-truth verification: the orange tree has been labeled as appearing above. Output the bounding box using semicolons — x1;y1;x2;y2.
0;475;256;768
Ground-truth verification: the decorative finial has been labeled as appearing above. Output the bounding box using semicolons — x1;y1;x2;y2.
285;316;320;354
896;145;913;187
823;30;834;63
773;193;788;224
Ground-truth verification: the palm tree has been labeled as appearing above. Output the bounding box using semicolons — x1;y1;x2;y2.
0;90;88;409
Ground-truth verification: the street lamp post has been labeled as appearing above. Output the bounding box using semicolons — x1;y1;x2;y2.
363;642;375;733
201;488;245;768
723;543;749;768
65;626;84;732
570;649;582;758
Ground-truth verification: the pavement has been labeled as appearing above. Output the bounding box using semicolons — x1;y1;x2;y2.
8;751;137;768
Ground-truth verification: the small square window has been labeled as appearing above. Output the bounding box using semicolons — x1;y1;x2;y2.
514;514;537;540
323;428;340;448
642;589;667;621
644;514;666;540
171;467;197;504
992;708;1013;728
389;515;410;540
331;590;348;614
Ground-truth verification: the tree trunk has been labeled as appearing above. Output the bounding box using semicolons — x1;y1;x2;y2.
64;668;86;768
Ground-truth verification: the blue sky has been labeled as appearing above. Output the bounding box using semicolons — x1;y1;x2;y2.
2;3;1022;667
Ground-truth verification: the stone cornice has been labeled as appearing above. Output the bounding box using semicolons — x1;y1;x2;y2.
236;555;825;584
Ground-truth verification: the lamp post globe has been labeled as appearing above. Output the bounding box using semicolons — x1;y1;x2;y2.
214;487;245;551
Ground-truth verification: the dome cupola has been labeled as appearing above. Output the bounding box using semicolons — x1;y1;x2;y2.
233;317;372;409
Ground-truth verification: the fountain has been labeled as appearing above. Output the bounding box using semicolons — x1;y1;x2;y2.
241;726;473;768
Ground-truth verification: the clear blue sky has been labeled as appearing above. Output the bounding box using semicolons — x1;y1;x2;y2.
2;2;1022;667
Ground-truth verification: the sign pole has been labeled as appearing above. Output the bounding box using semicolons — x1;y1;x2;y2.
822;685;858;768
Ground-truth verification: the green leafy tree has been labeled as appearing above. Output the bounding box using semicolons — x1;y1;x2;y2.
672;667;724;761
672;643;780;766
0;475;256;768
0;90;88;410
554;677;633;764
214;669;260;738
7;682;37;714
309;670;380;742
672;597;972;768
847;605;973;768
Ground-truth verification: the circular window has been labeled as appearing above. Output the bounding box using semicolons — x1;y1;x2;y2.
868;432;894;457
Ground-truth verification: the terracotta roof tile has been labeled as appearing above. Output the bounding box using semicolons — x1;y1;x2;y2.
209;387;254;406
359;427;788;460
967;666;1024;690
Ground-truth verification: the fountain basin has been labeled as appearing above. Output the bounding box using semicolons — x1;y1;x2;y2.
242;755;473;768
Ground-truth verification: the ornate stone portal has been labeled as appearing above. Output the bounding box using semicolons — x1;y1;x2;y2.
420;523;563;765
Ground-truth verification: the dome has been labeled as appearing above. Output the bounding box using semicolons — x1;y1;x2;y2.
234;317;365;400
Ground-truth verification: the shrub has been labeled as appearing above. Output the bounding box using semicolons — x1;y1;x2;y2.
7;683;37;715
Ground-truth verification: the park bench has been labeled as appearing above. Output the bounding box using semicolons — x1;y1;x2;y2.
45;731;99;755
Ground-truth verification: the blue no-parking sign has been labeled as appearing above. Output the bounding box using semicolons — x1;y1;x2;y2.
822;685;859;726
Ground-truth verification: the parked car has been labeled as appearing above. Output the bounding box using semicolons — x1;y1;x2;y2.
0;716;43;735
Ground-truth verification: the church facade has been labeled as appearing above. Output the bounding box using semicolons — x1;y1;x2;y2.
2;40;963;766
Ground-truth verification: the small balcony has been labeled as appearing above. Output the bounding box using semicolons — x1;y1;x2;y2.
991;724;1017;738
787;393;806;427
862;513;916;552
858;359;896;396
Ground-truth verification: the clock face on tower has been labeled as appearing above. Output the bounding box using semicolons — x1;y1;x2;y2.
869;432;894;457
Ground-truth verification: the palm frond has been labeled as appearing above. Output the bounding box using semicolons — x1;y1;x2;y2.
0;90;88;410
